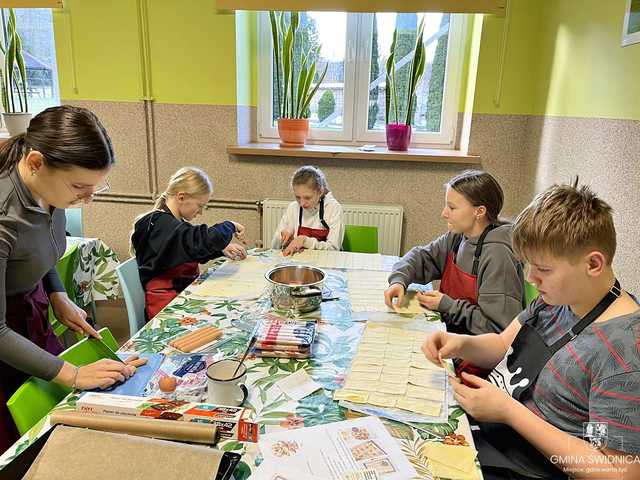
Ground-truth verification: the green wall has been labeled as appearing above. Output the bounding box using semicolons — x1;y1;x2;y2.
535;0;640;120
53;0;142;102
471;0;543;115
53;0;244;105
235;10;258;107
146;0;238;105
471;0;640;120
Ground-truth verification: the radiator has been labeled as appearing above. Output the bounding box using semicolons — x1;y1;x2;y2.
261;199;404;256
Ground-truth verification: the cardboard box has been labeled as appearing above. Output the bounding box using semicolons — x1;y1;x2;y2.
77;393;259;442
0;424;241;480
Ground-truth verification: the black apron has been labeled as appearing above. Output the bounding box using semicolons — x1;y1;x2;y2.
473;280;622;479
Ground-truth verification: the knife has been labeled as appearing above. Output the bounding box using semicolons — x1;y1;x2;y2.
88;337;124;363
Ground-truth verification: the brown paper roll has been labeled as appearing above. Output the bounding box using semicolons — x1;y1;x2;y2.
49;411;218;445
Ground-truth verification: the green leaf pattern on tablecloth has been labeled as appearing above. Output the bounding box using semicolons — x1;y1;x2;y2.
0;252;481;479
71;238;120;306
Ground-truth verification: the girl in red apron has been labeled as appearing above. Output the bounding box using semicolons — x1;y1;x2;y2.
131;167;247;320
386;170;524;336
271;166;344;256
0;106;133;453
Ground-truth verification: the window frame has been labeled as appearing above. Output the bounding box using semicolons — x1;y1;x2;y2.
0;7;60;133
257;11;467;148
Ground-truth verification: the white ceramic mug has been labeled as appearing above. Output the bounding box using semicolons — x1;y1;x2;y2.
206;359;248;406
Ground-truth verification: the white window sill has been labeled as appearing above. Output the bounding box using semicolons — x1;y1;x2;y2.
228;142;480;164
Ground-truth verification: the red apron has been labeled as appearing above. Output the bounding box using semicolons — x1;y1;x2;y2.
296;196;330;241
145;262;200;320
439;225;496;379
0;281;62;454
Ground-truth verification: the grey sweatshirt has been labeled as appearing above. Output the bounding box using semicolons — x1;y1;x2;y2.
0;165;66;380
388;224;524;334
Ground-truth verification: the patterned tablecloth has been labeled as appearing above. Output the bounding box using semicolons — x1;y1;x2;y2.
66;236;120;306
0;250;481;479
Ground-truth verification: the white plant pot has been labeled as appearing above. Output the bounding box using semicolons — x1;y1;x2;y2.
2;112;32;136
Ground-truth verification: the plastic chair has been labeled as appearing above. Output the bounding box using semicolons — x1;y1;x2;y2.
7;327;119;435
116;257;146;337
48;244;80;338
525;280;540;305
64;208;83;237
342;225;379;254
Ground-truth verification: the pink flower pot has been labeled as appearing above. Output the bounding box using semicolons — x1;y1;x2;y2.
385;123;412;151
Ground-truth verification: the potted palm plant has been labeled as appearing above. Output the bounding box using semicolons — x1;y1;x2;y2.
385;18;426;151
270;11;328;147
0;8;31;136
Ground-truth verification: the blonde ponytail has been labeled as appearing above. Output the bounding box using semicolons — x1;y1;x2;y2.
154;192;168;210
129;167;213;255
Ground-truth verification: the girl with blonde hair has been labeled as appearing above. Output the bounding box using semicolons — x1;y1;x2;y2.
131;167;246;319
271;165;344;256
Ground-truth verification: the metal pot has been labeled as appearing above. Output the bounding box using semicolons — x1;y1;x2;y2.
265;265;326;313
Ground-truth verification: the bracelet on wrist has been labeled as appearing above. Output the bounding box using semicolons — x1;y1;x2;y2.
71;366;80;390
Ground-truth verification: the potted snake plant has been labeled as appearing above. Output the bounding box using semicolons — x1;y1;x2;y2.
270;11;328;147
385;18;426;151
0;8;31;135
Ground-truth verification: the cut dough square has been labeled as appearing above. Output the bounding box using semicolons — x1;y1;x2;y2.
354;355;384;365
349;371;381;383
344;379;374;391
334;389;369;403
367;393;399;408
383;358;409;368
366;324;389;333
379;374;408;385
350;363;383;374
409;374;446;390
396;397;441;416
376;382;407;395
410;355;440;370
358;345;382;355
381;365;409;376
359;336;388;345
406;384;444;402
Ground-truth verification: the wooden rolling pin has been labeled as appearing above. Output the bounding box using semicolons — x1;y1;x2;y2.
50;411;219;444
169;326;223;352
169;326;217;349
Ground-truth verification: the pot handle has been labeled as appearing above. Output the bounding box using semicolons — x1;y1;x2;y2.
291;287;322;298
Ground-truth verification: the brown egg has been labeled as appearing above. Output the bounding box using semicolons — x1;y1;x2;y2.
159;376;178;393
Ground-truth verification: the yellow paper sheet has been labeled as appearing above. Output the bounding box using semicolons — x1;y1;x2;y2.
422;442;479;480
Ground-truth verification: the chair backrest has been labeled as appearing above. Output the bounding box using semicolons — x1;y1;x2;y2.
64;208;83;237
342;225;379;254
7;328;118;435
524;280;540;306
116;257;146;337
48;244;81;337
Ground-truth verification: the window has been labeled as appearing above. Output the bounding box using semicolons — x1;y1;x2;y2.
258;12;466;147
1;8;60;116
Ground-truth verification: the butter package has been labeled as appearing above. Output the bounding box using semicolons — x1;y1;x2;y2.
77;392;259;442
